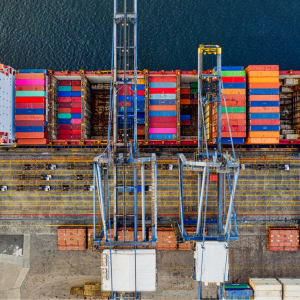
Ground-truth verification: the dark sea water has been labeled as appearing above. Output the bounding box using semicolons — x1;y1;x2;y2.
1;0;300;71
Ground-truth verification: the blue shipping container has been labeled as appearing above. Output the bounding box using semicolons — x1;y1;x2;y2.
248;101;279;107
58;119;71;125
181;115;191;120
149;134;177;140
214;138;244;144
249;113;279;119
149;111;177;117
58;91;72;97
225;289;253;297
149;82;176;88
119;96;133;102
137;85;145;90
71;113;81;119
190;94;198;99
18;69;48;75
214;66;244;72
149;94;176;100
15;126;45;132
119;107;144;113
71;91;81;97
223;83;246;89
248;125;279;131
248;89;279;95
16;109;45;115
149;99;176;105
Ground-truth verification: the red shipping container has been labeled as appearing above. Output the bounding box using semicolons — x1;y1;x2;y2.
149;76;176;82
16;73;46;80
119;85;133;96
181;94;190;99
16;132;46;139
137;90;145;96
191;99;198;104
72;80;81;86
213;113;246;120
180;89;190;94
58;130;71;135
210;175;218;181
221;100;246;107
246;65;279;71
119;101;132;107
223;95;246;101
58;108;71;113
58;125;71;130
149;105;176;111
72;97;81;102
58;103;72;108
72;102;81;108
15;85;46;91
149;88;176;94
180;120;191;126
71;130;81;135
17;138;48;145
15;120;46;127
71;124;81;130
58;97;72;102
15;115;45;121
15;97;46;103
219;119;246;126
222;77;246;83
71;108;81;113
71;86;81;91
220;125;246;132
149;122;177;128
58;81;72;86
70;135;81;139
149;117;176;123
58;135;71;139
212;131;246;138
15;103;45;109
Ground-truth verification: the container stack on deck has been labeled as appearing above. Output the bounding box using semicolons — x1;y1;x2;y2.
268;227;299;251
149;76;177;140
15;70;48;145
245;65;280;144
57;227;86;251
223;284;254;300
249;278;282;300
136;79;146;138
57;80;82;140
213;67;246;144
278;278;300;300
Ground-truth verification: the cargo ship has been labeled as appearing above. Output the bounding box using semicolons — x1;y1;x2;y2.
1;64;299;148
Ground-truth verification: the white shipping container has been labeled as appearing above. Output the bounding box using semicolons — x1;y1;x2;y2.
249;278;282;291
0;65;15;145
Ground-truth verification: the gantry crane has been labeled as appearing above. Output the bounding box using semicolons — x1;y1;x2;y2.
93;1;157;299
177;45;240;299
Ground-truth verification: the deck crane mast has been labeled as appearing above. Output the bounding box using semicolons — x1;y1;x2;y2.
177;45;240;299
92;1;157;299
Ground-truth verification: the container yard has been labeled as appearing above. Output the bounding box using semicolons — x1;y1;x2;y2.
2;1;300;300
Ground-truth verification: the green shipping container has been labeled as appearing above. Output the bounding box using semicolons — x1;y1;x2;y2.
58;113;71;119
190;88;198;94
191;82;198;89
215;71;246;77
58;86;72;92
224;284;252;289
215;107;246;113
16;91;47;97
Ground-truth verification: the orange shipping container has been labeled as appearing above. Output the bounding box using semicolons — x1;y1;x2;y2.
247;71;279;77
248;95;280;101
221;100;246;107
181;99;190;105
222;89;246;95
71;86;81;91
15;115;46;121
223;95;246;101
245;137;279;144
15;132;46;139
246;65;279;71
213;113;246;120
180;88;190;94
248;107;280;113
17;138;48;145
248;131;280;138
16;73;46;80
149;105;176;111
248;82;280;89
247;77;279;83
58;108;71;113
212;131;246;138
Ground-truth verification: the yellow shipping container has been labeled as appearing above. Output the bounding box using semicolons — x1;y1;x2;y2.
137;78;145;84
247;77;279;83
247;71;279;77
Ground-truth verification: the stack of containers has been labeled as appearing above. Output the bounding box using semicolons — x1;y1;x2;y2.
57;80;81;140
213;67;246;144
149;77;177;140
245;65;280;144
118;79;145;137
180;115;190;126
223;284;254;299
278;278;300;300
15;69;48;145
180;83;191;105
57;227;86;250
249;278;282;300
190;82;198;104
268;227;299;251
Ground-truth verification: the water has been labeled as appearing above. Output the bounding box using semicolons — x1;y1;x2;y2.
0;0;299;71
